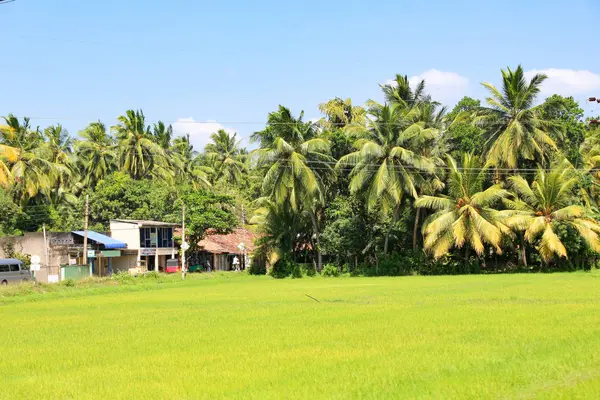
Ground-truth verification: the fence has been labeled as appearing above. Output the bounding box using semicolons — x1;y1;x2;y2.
60;265;92;281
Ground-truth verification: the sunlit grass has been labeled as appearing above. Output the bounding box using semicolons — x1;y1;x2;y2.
2;271;600;399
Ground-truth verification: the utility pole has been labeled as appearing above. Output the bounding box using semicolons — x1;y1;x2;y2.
181;204;186;280
42;224;49;275
83;194;89;265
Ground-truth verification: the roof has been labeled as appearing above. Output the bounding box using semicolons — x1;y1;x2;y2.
72;231;127;249
110;219;180;227
0;258;24;265
197;228;260;254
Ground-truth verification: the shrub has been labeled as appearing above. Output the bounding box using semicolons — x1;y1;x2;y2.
269;255;298;279
60;278;76;287
112;271;135;284
321;263;339;277
300;263;316;277
247;260;267;275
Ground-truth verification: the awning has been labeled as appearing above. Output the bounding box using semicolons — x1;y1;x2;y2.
72;231;127;249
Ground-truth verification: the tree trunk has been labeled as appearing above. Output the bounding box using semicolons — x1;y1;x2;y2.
384;204;401;254
413;208;421;252
519;233;527;267
309;209;322;272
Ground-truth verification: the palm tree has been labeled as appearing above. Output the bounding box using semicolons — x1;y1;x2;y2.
318;97;367;130
171;134;212;188
0;143;18;189
252;105;334;270
338;103;437;253
415;153;512;259
43;124;73;187
76;121;116;188
503;163;600;263
379;74;429;109
152;121;173;150
204;129;246;185
113;110;167;180
1;114;57;204
475;65;557;171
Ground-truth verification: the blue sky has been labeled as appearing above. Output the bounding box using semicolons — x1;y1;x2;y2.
1;0;599;150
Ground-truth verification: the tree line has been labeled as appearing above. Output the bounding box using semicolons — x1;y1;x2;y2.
2;65;600;276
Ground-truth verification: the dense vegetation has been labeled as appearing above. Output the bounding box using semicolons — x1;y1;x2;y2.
2;65;600;275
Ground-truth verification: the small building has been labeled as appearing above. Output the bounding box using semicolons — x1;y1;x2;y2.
196;228;258;271
0;231;128;282
109;219;179;273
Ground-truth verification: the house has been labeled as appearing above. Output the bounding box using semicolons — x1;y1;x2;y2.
196;228;259;271
109;219;180;273
0;231;129;282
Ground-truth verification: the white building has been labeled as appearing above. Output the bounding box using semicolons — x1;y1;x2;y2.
109;220;179;272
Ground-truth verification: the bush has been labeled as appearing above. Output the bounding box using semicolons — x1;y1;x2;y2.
60;278;76;287
321;263;339;277
112;271;135;284
300;263;316;277
269;255;298;279
247;260;267;275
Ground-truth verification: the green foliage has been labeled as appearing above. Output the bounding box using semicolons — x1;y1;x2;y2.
178;187;237;244
321;263;340;277
89;172;178;227
269;254;298;279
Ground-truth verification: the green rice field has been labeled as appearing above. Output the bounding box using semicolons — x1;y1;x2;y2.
2;272;600;399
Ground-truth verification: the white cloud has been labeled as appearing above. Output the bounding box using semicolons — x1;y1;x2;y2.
383;69;470;106
524;68;600;96
171;118;235;151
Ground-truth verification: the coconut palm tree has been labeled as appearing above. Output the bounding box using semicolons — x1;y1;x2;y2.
113;110;167;180
475;65;557;171
252;105;334;270
380;74;429;109
338;103;437;253
318;97;367;130
76;121;116;188
43;124;73;187
503;163;600;263
1;115;58;204
0;143;18;189
171;134;212;188
152;121;173;150
204;129;246;185
415;153;512;259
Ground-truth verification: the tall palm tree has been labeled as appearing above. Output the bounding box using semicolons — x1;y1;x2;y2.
113;110;167;180
0;143;18;189
76;121;116;188
503;163;600;263
43;124;73;187
415;153;512;259
1;114;57;204
475;65;557;171
318;97;367;130
338;103;437;253
204;129;246;185
152;121;173;150
252;105;334;270
171;134;212;188
379;74;429;109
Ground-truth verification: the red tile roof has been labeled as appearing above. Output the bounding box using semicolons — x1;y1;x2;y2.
197;228;259;254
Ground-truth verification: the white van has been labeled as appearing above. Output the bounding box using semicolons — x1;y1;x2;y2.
0;259;29;285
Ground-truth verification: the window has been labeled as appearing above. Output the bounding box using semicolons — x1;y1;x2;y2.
0;265;9;272
10;264;20;272
140;227;173;248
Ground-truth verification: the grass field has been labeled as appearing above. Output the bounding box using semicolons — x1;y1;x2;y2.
2;272;600;399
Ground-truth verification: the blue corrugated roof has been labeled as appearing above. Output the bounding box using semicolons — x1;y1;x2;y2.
72;231;127;249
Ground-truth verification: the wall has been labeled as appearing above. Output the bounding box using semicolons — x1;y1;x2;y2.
111;254;138;272
109;221;140;250
0;233;72;282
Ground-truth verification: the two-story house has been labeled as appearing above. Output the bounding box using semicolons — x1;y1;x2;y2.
109;219;179;272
